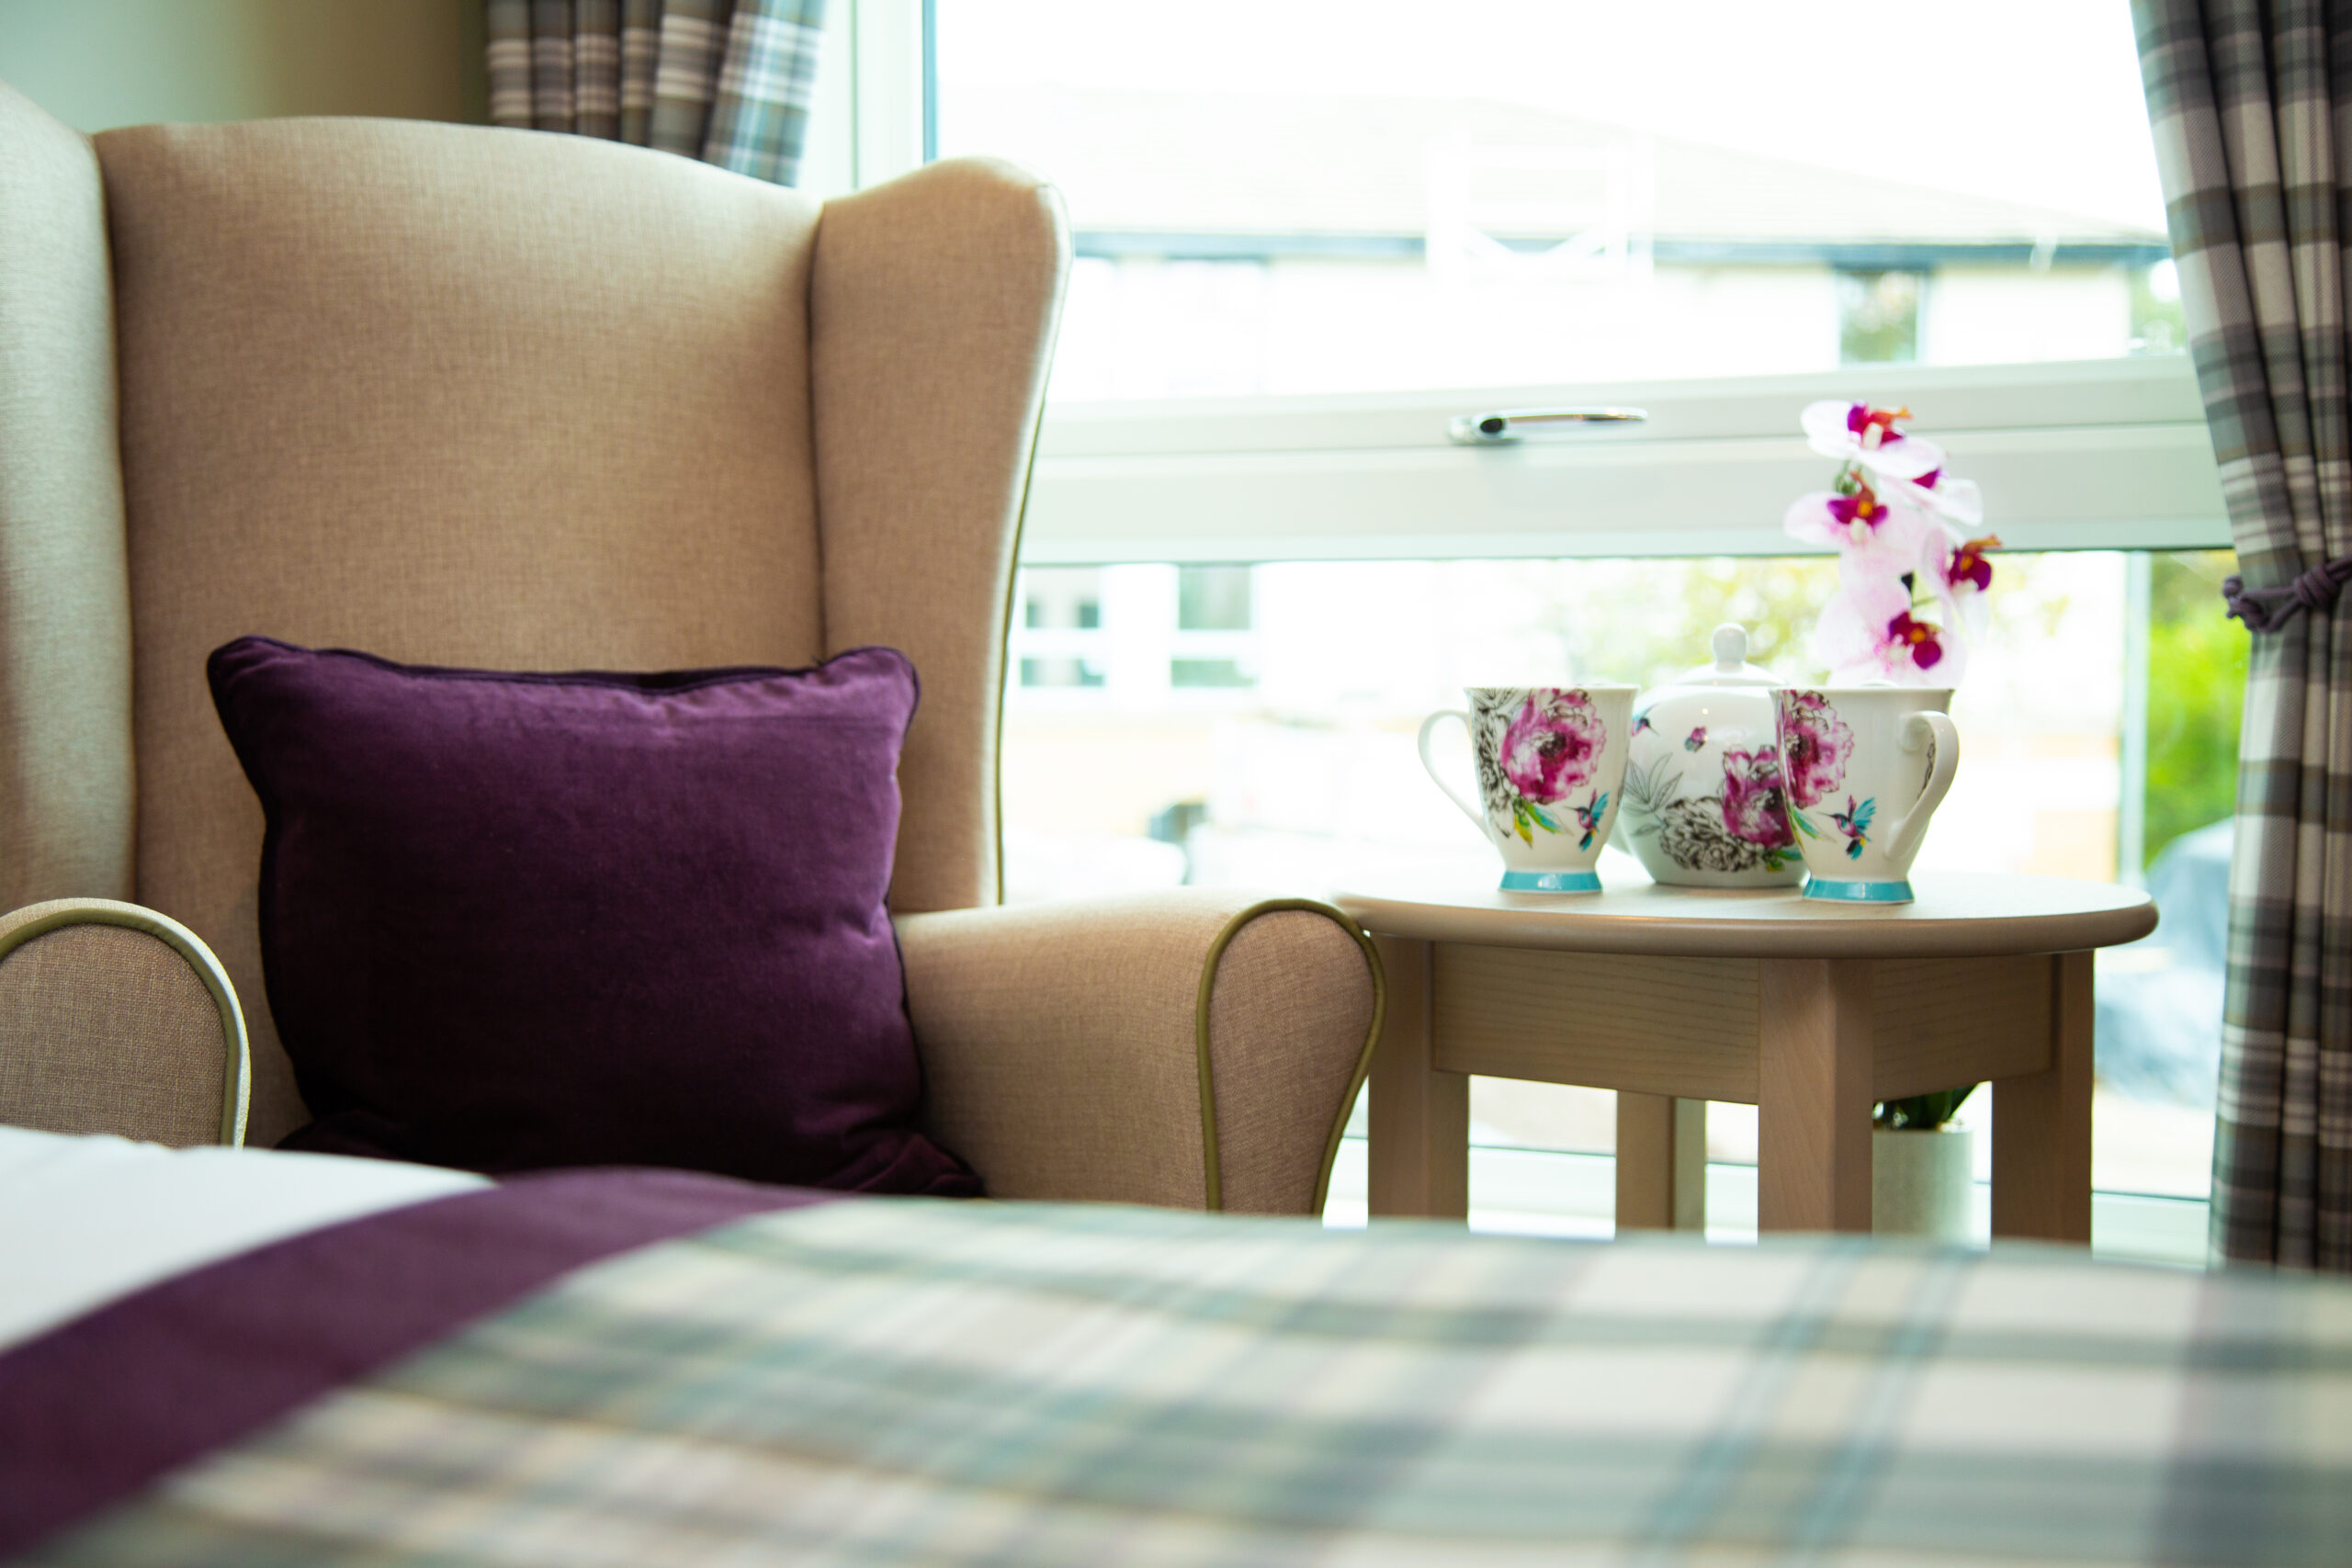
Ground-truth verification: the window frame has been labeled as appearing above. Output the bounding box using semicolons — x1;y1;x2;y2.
840;1;2225;569
797;0;926;198
1021;357;2226;565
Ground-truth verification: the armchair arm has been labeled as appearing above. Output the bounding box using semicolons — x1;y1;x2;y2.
896;890;1382;1213
0;899;249;1146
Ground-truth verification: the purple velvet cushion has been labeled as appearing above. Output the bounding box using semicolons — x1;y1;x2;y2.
207;637;978;1196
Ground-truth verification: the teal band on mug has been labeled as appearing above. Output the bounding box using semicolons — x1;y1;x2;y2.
1499;869;1602;894
1802;876;1914;904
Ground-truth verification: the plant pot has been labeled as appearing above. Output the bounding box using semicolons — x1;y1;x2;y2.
1872;1126;1973;1241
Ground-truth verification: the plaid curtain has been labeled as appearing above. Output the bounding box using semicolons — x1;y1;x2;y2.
2138;0;2352;1269
484;0;827;186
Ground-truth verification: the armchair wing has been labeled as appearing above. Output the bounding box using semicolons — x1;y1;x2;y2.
897;890;1383;1213
0;899;248;1146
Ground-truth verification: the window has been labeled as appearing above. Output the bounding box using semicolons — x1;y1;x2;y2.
1015;568;1103;689
938;0;2173;400
914;0;2232;1250
1836;270;1921;365
1003;547;2240;1257
933;1;2208;570
1172;565;1255;687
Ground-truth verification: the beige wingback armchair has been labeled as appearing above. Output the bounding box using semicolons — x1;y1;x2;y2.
0;84;1381;1214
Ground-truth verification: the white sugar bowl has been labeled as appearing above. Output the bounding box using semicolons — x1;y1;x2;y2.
1620;625;1804;888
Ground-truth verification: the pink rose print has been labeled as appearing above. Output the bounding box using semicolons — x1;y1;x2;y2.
1719;748;1792;847
1777;691;1853;809
1500;691;1606;805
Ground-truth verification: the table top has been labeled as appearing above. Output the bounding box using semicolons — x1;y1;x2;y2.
1332;868;2157;960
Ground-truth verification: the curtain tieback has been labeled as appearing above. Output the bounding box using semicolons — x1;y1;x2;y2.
2222;556;2352;631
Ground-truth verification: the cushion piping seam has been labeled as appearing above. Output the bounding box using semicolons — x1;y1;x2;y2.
1193;897;1386;1213
0;901;251;1146
220;638;911;696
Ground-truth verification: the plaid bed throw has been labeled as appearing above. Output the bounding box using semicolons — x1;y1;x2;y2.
26;1201;2352;1566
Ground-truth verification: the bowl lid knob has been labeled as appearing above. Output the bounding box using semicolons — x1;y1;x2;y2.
1656;623;1781;691
1712;623;1748;671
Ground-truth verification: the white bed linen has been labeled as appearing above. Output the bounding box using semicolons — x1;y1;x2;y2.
0;1126;487;1352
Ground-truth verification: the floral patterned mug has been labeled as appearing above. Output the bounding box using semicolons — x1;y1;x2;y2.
1418;685;1636;892
1772;686;1960;904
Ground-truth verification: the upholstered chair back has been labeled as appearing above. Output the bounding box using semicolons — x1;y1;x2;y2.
0;86;1067;1144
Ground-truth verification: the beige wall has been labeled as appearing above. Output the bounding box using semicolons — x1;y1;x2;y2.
0;0;483;132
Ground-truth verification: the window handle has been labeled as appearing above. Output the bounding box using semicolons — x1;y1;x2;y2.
1447;407;1649;444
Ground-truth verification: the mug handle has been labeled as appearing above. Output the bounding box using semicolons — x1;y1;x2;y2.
1417;710;1490;834
1883;711;1960;870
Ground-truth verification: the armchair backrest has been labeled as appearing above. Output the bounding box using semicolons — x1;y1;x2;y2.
0;85;1068;1144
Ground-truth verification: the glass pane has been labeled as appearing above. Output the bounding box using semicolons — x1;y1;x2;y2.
2096;549;2242;1201
935;0;2174;400
1003;551;2240;1207
1177;565;1253;631
1837;271;1921;365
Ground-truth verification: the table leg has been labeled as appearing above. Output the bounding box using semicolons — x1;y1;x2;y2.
1991;950;2094;1244
1616;1093;1707;1232
1366;935;1468;1220
1758;958;1874;1233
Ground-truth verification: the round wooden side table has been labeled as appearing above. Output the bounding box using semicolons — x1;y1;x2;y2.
1331;869;2157;1239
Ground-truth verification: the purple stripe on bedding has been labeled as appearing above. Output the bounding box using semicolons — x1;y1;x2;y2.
0;1167;831;1560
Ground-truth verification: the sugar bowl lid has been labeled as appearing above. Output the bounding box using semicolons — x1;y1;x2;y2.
1663;624;1780;690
